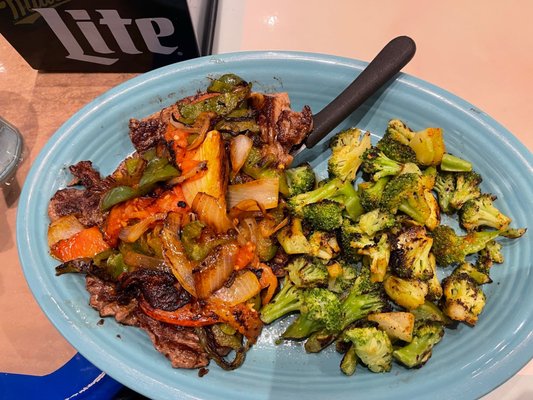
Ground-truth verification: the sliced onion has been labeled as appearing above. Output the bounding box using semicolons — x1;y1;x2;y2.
194;242;238;299
47;214;85;247
118;212;166;243
192;192;234;234
227;178;279;210
187;113;216;151
211;270;261;306
161;227;197;297
229;199;267;222
167;161;208;186
121;249;167;270
230;135;253;173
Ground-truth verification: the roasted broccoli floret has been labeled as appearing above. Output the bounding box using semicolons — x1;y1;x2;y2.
260;277;302;324
430;225;500;267
433;171;455;214
285;256;329;288
359;233;390;283
475;239;504;273
308;231;341;261
326;260;358;294
341;272;388;328
287;178;363;220
285;163;316;196
459;194;511;231
343;326;393;373
386;119;415;144
380;173;437;227
328;128;371;182
478;240;504;267
358;177;390;212
390;226;434;281
376;132;418;164
356;209;396;237
361;146;404;181
449;171;482;210
383;275;428;310
441;273;486;325
392;322;444;368
452;262;492;285
302;200;344;231
282;288;342;339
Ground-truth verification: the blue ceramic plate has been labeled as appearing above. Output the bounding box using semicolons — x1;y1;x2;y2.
17;52;533;400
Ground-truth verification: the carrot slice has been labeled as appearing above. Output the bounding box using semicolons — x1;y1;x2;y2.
50;226;110;262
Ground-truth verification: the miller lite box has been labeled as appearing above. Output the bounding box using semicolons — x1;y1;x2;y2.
0;0;202;72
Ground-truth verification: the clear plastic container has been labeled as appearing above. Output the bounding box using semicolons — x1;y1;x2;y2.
0;117;23;185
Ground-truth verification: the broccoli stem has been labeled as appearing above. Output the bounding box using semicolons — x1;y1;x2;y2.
440;153;472;172
260;281;301;324
282;313;324;339
340;344;358;376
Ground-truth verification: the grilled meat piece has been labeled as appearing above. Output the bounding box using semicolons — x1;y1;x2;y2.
129;118;167;152
118;269;191;311
86;275;209;369
250;92;313;167
48;161;114;227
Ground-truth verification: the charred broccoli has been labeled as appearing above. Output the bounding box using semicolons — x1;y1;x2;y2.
326;260;358;294
356;209;396;237
392;322;444;368
380;173;439;229
459;193;511;231
441;273;486;325
359;233;391;283
343;326;393;373
287;177;363;220
328;128;371;182
260;277;302;324
358;177;391;212
276;218;311;254
308;231;341;261
302;200;344;231
390;226;434;281
449;171;482;210
285;163;316;196
383;275;428;310
376;131;418;164
285;256;329;288
433;171;455;214
341;269;388;328
282;288;342;339
430;225;500;267
361;146;404;181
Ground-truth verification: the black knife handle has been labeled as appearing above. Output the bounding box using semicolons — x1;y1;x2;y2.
305;36;416;148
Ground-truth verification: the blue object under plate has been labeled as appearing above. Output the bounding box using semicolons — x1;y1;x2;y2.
17;51;533;400
0;353;122;400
